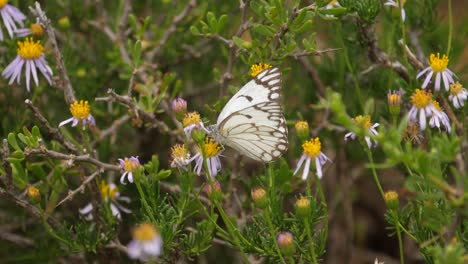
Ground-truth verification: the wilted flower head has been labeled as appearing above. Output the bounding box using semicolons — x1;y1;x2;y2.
277;232;295;255
170;144;190;171
2;38;53;92
251;63;272;77
15;20;44;38
127;223;163;261
118;156;141;184
0;0;26;41
294;137;331;180
59;100;96;129
182;111;207;139
403;122;423;144
251;187;268;208
345;115;380;148
384;0;406;21
448;82;468;109
79;180;131;220
417;53;456;91
191;137;222;177
408;89;435;131
429;100;451;133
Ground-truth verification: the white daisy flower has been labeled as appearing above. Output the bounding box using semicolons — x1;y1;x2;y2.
448;82;468;109
127;223;163;262
59;100;96;129
15;19;44;38
170;144;191;171
344;115;380;148
191;137;222;177
384;0;406;21
407;89;435;130
118;156;141;184
79;180;131;220
2;38;53;92
182;111;208;139
0;0;26;41
417;53;456;92
429;100;451;133
293;137;331;180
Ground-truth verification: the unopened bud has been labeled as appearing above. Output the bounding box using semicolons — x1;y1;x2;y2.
251;187;268;208
204;180;222;200
295;196;311;218
295;121;310;142
191;128;206;144
27;186;41;204
172;98;187;121
277;232;295;256
58;16;70;29
387;90;402;117
384;190;399;209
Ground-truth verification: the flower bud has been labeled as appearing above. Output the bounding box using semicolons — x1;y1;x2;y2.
27;186;41;204
384;190;399;210
277;232;295;256
251;187;268;208
295;196;311;218
58;16;70;29
172;98;187;121
387;90;402;117
295;121;310;142
191;128;206;144
204;180;222;200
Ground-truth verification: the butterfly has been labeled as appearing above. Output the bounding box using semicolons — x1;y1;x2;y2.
208;67;288;162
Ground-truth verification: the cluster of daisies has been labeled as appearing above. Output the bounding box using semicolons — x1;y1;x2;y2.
0;1;53;92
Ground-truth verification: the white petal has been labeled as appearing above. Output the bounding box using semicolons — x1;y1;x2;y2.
315;157;323;179
416;67;431;79
79;203;93;215
302;157;311;180
58;117;74;127
422;71;433;89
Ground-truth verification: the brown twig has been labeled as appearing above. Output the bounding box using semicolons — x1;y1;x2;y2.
147;0;197;60
56;170;102;208
29;2;76;104
289;48;342;59
297;56;326;97
0;231;35;247
358;22;410;83
24;99;79;154
91;114;131;148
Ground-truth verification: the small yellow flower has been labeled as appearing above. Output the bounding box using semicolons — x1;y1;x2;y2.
410;89;432;109
182;112;201;127
202;137;221;158
133;223;159;241
251;63;272;77
251;187;268;208
353;115;372;129
100;180;118;200
30;23;44;37
27;186;41;203
295;196;311;217
170;144;190;170
295;121;309;142
17;38;44;60
70;100;91;120
384;190;399;209
450;82;463;96
302;138;321;159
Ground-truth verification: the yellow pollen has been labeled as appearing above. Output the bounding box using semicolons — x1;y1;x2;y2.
295;121;309;132
251;63;272;77
182;112;201;127
429;53;449;72
202;137;221;158
296;196;310;208
171;144;188;159
133;223;158;241
31;23;44;37
450;82;463;95
69;100;91;119
0;0;7;9
123;158;139;172
17;38;44;59
432;100;442;111
100;181;118;200
388;93;401;106
353;115;372;129
410;89;432;109
302;137;321;158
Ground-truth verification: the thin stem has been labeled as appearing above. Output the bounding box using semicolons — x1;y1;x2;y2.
398;223;418;242
446;0;453;56
366;149;385;198
314;173;328;259
393;211;405;264
397;0;410;82
265;209;287;264
304;218;318;264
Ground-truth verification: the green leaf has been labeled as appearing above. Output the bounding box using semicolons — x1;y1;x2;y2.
232;36;246;49
252;24;275;37
132;40;142;67
7;133;20;151
217;14;228;33
296;20;313;33
190;25;200;35
206;12;217;31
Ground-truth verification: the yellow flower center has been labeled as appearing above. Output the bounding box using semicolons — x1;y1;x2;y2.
31;23;44;37
100;181;118;200
429;53;449;72
182;112;201;127
202;137;221;158
0;0;7;9
17;38;44;60
171;144;188;159
251;63;272;77
133;223;158;241
432;100;442;111
410;89;432;109
69;100;91;119
450;82;463;95
353;115;372;129
302;137;321;158
384;191;398;202
27;186;40;199
295;196;310;209
295;121;309;132
123;158;139;172
388;93;401;106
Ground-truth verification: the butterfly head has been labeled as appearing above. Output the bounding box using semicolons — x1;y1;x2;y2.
207;125;227;145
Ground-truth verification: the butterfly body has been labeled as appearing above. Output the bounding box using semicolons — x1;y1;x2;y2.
208;67;288;163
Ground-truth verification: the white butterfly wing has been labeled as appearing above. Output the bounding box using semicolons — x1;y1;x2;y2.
216;67;288;162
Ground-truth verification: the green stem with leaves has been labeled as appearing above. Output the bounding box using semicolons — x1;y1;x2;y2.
303;217;318;264
134;170;157;224
365;148;385;198
265;209;287;264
